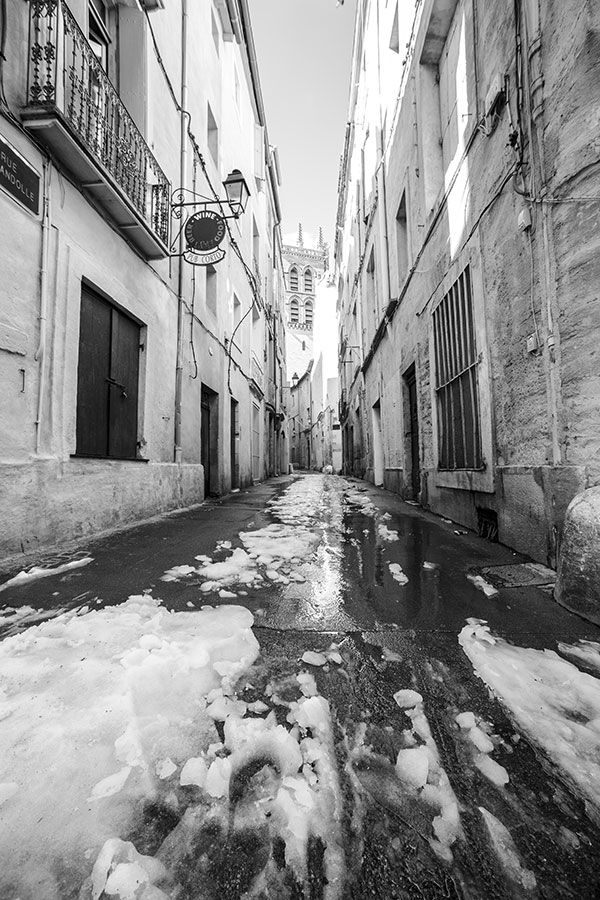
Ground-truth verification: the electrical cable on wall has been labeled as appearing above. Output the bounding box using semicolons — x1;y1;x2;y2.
143;6;269;398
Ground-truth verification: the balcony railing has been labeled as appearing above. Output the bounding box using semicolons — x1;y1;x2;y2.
24;0;170;257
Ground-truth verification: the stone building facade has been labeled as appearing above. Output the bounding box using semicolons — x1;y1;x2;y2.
336;0;600;567
0;0;287;561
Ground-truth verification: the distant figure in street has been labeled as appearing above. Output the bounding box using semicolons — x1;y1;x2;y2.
323;464;333;475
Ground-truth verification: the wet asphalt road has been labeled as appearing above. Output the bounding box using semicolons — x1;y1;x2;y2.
2;473;600;899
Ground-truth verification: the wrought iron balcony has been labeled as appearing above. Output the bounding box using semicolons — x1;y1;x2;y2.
23;0;170;258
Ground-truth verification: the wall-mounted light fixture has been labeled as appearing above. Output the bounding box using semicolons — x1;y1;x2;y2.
171;169;251;267
221;169;251;218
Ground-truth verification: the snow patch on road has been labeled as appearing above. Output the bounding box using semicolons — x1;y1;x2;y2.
558;639;600;675
455;710;509;786
479;807;537;891
466;574;499;598
460;619;600;822
377;523;399;541
0;556;93;592
0;591;347;899
0;596;258;898
389;562;409;585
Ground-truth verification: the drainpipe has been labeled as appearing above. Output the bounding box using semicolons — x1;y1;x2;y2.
174;0;188;464
522;0;561;465
35;159;51;454
375;0;391;316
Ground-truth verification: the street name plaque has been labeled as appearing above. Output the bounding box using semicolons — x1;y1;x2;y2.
0;134;40;215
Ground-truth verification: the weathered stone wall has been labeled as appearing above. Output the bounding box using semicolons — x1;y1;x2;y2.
0;459;204;561
337;0;598;568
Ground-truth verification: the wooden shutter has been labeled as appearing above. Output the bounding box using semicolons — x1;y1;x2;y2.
76;287;111;456
108;308;140;458
76;286;140;458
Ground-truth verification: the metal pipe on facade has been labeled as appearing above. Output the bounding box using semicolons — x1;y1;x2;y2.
521;0;561;465
174;0;188;464
35;159;51;454
225;0;243;43
375;0;391;314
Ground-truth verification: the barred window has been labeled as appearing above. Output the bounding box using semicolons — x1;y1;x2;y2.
433;266;482;470
289;267;299;291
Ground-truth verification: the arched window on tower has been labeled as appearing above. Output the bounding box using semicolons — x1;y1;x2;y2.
304;300;313;327
304;268;313;292
290;297;299;323
289;267;299;291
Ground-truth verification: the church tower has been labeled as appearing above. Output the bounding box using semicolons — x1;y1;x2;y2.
282;224;329;381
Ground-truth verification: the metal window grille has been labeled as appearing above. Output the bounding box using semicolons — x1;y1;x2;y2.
433;266;482;470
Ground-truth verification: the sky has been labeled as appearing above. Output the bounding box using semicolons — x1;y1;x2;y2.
247;0;358;251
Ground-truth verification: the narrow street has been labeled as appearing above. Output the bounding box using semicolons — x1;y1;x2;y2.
1;474;600;899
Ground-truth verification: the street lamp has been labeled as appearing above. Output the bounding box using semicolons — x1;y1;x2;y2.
170;167;251;265
291;372;299;388
222;169;250;218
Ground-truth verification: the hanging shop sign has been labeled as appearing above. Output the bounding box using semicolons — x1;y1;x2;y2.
0;134;40;215
183;209;226;266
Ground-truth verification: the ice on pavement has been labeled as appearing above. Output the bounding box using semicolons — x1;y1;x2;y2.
157;475;395;602
393;689;423;709
302;650;328;666
353;684;462;862
558;639;600;675
0;596;259;897
0;589;347;898
377;523;399;541
161;564;196;581
0;604;71;635
389;562;409;585
91;837;168;900
455;710;509;786
399;693;463;860
0;556;93;592
158;477;325;594
466;573;499;598
395;747;429;788
460;619;600;821
478;807;537;891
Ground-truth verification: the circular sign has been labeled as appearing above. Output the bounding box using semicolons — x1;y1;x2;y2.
184;209;226;252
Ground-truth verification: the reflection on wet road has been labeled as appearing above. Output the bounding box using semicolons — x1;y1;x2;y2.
258;475;600;899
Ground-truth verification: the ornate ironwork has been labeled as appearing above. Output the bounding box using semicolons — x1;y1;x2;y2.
169;188;236;258
27;0;170;247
